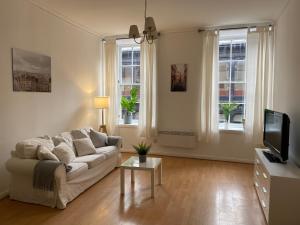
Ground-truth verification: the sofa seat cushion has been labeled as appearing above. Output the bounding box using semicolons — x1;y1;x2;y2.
95;146;118;159
73;154;106;169
66;162;88;181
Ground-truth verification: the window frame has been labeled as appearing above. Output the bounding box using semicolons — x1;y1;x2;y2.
117;43;141;125
218;33;247;131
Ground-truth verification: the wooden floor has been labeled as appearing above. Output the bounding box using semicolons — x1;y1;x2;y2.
0;154;266;225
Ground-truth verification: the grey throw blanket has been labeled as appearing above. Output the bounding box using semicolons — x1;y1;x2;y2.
33;160;72;191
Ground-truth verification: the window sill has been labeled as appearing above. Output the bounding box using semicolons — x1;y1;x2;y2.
219;123;244;134
118;123;138;128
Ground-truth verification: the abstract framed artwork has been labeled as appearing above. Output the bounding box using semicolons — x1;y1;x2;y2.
171;64;187;92
12;48;51;92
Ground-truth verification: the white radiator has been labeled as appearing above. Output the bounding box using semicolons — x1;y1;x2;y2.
157;131;196;149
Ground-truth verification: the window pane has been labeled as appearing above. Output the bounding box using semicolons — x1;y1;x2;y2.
219;84;230;102
122;67;132;83
231;61;245;82
132;85;140;101
122;50;132;65
230;83;245;102
133;66;140;83
230;104;244;124
219;44;231;60
133;50;140;65
232;43;246;60
219;62;230;82
120;85;131;97
219;104;226;123
133;103;140;120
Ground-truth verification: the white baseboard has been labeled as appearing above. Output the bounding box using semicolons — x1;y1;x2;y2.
121;149;254;164
0;190;8;199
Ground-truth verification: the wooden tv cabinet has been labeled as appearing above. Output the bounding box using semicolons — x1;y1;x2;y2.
254;148;300;225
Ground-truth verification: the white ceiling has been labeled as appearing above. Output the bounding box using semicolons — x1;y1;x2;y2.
31;0;289;37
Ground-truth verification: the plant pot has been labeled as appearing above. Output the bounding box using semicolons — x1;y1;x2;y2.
124;112;133;124
139;155;147;163
224;121;229;129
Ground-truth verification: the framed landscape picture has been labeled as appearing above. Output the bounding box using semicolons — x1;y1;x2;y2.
12;48;51;92
171;64;187;92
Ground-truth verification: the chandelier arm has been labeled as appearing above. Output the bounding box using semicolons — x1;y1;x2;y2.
144;0;147;19
146;35;154;44
134;35;145;44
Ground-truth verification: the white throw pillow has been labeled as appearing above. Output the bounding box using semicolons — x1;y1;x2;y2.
52;135;73;148
15;137;55;159
73;138;96;156
37;145;59;161
52;143;76;164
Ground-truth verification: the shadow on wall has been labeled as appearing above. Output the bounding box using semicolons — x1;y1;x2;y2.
65;99;98;130
290;111;300;166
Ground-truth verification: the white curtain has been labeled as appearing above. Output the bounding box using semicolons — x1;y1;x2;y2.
138;41;158;139
104;40;119;135
198;30;220;142
245;26;274;145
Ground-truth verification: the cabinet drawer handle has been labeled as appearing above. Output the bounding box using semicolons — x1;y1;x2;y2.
255;182;259;188
256;159;260;164
256;170;260;176
262;187;267;194
262;173;268;179
261;200;266;208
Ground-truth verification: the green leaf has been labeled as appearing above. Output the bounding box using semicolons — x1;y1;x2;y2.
221;103;238;122
121;87;138;113
132;142;152;155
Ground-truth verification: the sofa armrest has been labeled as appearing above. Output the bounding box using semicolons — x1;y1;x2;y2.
6;158;39;177
6;158;66;179
107;136;123;148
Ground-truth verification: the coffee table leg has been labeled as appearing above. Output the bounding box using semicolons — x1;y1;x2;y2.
131;169;135;184
158;162;162;185
120;167;125;195
151;169;155;198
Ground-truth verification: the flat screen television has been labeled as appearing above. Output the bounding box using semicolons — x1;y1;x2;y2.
263;109;290;162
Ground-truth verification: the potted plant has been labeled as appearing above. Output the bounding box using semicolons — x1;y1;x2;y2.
221;103;238;128
133;142;152;163
121;87;138;124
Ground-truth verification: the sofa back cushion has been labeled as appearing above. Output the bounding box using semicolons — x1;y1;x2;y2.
15;136;55;159
73;138;96;156
89;129;107;148
37;145;59;161
52;143;76;164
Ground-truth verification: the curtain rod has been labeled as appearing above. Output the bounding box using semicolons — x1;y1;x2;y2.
198;22;273;32
102;23;273;40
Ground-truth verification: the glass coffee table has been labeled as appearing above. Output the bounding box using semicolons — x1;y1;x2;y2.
120;156;162;198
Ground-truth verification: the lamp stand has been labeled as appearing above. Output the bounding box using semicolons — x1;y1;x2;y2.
99;108;107;134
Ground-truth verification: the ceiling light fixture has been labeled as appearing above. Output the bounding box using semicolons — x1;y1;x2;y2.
128;0;158;44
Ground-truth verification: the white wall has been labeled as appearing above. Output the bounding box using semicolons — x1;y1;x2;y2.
120;31;255;163
273;0;300;165
0;0;100;196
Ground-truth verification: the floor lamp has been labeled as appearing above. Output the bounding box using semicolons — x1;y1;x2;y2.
94;96;109;134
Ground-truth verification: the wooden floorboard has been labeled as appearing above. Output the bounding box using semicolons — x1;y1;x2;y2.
0;153;266;225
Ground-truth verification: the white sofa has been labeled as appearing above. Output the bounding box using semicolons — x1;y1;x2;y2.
5;128;122;209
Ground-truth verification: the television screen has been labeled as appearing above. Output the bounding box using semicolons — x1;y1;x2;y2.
263;109;290;162
264;111;282;154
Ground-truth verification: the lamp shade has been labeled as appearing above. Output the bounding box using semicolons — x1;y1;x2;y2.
129;25;140;38
144;17;157;33
94;96;109;109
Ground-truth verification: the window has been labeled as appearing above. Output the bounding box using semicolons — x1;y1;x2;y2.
218;30;247;130
118;45;141;124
